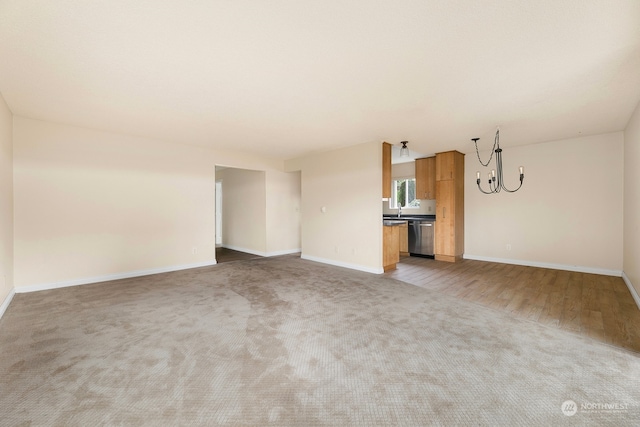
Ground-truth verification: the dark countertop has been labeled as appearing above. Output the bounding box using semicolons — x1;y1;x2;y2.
384;214;436;221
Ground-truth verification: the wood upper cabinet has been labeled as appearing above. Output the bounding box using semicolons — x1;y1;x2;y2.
382;142;392;198
436;150;464;181
415;156;435;200
435;151;464;262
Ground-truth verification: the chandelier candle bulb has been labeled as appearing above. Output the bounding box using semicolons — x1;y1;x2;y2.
519;166;524;175
476;171;481;180
491;169;496;178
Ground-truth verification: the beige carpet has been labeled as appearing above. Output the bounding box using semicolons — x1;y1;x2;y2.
1;256;638;426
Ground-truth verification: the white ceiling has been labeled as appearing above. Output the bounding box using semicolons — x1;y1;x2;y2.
1;0;639;160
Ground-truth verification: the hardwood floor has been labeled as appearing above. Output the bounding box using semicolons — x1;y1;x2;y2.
384;256;640;353
214;248;640;352
215;247;263;263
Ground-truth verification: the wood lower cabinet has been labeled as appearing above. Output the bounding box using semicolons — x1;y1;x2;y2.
399;222;409;256
435;151;464;262
415;156;436;200
383;225;400;271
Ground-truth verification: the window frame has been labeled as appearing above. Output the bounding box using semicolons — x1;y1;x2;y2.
389;178;420;210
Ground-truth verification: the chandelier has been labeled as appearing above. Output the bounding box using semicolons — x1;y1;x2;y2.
473;128;524;194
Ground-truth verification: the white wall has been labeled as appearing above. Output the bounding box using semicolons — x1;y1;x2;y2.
12;117;289;290
285;141;383;273
265;170;301;255
465;132;624;275
0;93;13;309
624;101;640;298
8;112;633;294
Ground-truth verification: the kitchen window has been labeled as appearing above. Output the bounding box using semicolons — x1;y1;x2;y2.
390;178;420;209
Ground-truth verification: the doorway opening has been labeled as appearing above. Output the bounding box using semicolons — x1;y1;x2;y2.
215;180;223;247
214;165;301;264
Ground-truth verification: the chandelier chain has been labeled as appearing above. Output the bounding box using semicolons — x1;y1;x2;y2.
474;129;500;167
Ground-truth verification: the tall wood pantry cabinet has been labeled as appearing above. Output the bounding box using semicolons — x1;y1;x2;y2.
435;150;464;262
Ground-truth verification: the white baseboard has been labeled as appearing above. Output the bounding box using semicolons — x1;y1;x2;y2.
463;254;622;277
266;248;302;257
301;254;384;275
622;271;640;311
222;245;301;258
0;288;15;320
14;260;218;294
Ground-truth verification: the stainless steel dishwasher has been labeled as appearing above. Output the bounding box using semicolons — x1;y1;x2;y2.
408;220;435;257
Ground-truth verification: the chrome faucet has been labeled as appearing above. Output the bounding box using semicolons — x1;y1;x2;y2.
398;205;402;217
